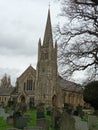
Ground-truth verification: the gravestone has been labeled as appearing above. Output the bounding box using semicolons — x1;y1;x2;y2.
7;116;14;125
79;121;88;130
74;116;88;130
0;107;9;119
0;107;5;115
51;106;61;129
13;116;28;129
88;115;98;129
60;110;75;130
36;103;45;119
37;118;49;130
73;116;81;130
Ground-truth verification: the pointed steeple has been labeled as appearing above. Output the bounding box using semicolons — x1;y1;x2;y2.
43;9;53;47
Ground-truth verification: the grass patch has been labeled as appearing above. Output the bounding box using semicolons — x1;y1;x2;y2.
24;109;37;126
0;116;13;130
45;110;55;130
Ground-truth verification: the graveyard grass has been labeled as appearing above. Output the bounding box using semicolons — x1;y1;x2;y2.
0;109;54;130
24;109;54;130
3;108;98;130
0;116;13;130
24;109;37;126
0;109;98;130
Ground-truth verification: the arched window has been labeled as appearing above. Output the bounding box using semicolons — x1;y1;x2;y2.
24;79;34;91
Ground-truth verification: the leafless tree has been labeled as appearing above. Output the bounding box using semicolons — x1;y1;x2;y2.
56;0;98;81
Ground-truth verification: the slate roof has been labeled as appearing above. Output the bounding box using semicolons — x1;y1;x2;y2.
10;87;34;97
58;77;83;93
0;87;15;96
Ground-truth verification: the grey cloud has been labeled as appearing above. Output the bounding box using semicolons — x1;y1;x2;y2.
0;0;59;85
0;39;38;56
0;0;58;58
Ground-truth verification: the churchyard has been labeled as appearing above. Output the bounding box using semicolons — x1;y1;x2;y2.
0;103;98;130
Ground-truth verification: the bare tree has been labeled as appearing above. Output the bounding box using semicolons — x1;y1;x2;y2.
56;0;98;81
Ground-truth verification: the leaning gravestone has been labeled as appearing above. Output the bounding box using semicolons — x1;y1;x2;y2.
51;106;61;129
88;115;98;129
60;110;76;130
73;116;81;130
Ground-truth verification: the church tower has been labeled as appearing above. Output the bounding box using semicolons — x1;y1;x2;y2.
35;9;58;106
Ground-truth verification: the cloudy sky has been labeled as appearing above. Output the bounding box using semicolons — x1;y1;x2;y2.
0;0;87;86
0;0;61;85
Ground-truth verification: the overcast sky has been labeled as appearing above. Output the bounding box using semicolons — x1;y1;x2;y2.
0;0;87;85
0;0;62;85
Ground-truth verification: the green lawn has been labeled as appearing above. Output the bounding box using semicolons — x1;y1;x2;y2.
0;116;13;130
24;109;37;126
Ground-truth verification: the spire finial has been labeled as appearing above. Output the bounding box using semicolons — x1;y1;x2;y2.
43;4;53;47
48;1;50;9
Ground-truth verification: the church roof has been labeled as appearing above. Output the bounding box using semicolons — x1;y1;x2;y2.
17;65;36;80
0;87;15;96
58;77;83;93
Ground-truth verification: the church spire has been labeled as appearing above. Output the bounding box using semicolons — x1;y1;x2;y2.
43;9;53;47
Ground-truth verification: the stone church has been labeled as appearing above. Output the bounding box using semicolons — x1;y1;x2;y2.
0;9;84;108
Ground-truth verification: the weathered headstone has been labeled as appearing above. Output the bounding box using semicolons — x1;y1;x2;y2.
7;116;13;125
60;110;75;130
0;107;9;119
74;116;88;130
51;106;61;129
37;118;49;130
88;115;98;129
13;116;28;129
79;121;88;130
73;116;81;130
0;107;5;115
36;103;45;119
